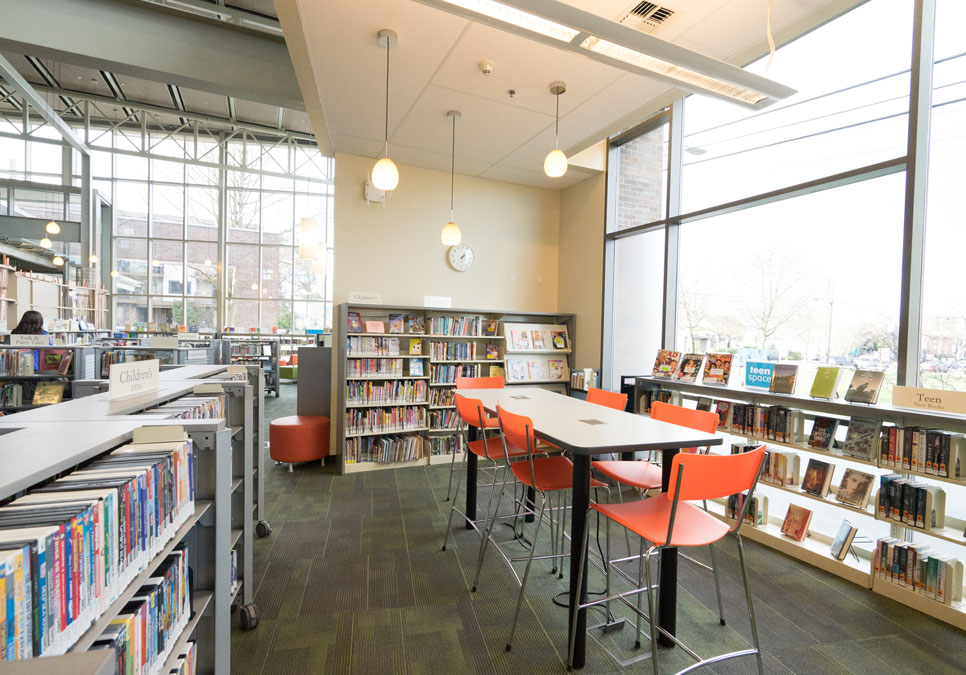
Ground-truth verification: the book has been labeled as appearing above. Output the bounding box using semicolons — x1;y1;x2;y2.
531;331;547;350
31;382;65;405
388;314;404;334
507;359;528;382
808;416;839;450
485;320;498;335
409;359;424;377
770;364;799;395
696;397;712;412
56;352;73;376
713;401;731;428
488;365;505;378
845;369;885;405
744;361;774;389
835;468;876;509
365;320;385;333
528;360;548;380
551;330;568;349
842;417;882;460
485;344;499;360
651;349;681;378
509;330;532;351
830;520;859;561
809;366;844;399
547;359;566;381
347;312;363;334
702;353;733;385
780;504;813;541
801;458;834;497
675;353;704;383
409;340;422;356
408;315;425;334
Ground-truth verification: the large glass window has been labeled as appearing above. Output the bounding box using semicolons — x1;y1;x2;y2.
610;120;668;232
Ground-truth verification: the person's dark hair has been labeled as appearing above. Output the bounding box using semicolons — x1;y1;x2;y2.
11;310;44;335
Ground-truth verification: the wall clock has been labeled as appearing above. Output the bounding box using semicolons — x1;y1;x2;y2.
448;244;474;272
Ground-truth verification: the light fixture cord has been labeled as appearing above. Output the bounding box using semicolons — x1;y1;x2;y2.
384;35;391;155
450;114;456;220
554;92;560;149
765;0;776;78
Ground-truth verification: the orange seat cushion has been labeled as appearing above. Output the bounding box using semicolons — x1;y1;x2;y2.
512;456;606;492
270;415;330;463
468;436;527;460
592;498;729;547
593;460;663;491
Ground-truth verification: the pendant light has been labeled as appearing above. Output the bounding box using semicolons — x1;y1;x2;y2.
46;220;60;235
440;110;462;246
52;255;64;266
89;254;98;265
370;29;400;191
543;81;568;178
40;237;52;249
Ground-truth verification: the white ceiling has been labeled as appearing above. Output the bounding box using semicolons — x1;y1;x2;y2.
283;0;843;189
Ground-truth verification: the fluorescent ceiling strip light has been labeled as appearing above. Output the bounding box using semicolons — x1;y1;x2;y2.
415;0;795;108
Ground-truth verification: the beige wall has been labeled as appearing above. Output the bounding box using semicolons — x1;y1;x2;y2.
333;152;560;312
558;173;605;370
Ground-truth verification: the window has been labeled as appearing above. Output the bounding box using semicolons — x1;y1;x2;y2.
610;120;668;232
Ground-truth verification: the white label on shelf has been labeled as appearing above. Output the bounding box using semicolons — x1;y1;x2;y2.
187;349;208;361
424;295;452;308
110;359;159;399
9;334;51;346
179;332;200;340
145;336;179;348
84;353;95;379
348;291;383;304
893;386;966;414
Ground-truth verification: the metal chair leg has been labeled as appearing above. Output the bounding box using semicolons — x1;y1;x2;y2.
643;547;660;675
441;445;468;552
708;542;726;626
736;534;764;675
471;462;511;592
550;490;559;575
559;490;568;579
444;448;459;501
506;494;547;651
635;536;645;650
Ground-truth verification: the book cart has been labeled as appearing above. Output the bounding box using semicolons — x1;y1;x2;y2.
634;376;966;630
335;303;575;476
0;344;96;414
0;417;233;674
222;337;280;398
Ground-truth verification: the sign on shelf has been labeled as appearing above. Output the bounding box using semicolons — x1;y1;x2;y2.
424;295;453;308
893;386;966;415
9;334;52;347
348;291;383;304
110;359;159;399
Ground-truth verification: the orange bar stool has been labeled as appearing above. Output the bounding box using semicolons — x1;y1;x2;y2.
568;445;767;675
444;375;506;502
441;393;526;553
269;415;330;471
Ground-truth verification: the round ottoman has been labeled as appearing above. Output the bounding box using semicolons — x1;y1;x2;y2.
269;415;330;471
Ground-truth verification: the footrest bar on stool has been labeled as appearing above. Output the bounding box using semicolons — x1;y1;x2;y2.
674;648;759;675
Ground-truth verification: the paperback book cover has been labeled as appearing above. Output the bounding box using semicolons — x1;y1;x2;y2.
507;359;528;382
485;344;499;360
388;314;404;334
696;397;712;412
531;331;547;350
714;400;732;428
845;369;885;405
843;417;882;460
808;416;839;450
801;458;834;497
365;320;385;333
770;364;799;395
551;330;568;349
830;520;859;560
56;352;74;376
675;353;704;383
781;504;813;541
347;312;363;334
485;319;499;335
409;359;424;377
548;359;566;381
528;360;548;380
31;381;65;405
651;350;681;378
409;340;422;356
408;315;425;334
810;366;843;399
836;468;876;509
744;361;775;390
702;353;733;385
509;330;532;351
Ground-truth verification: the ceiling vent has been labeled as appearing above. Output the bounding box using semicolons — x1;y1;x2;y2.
617;2;676;35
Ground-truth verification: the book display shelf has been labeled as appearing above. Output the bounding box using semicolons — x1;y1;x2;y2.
0;344;96;413
94;345;214;379
222;337;280;398
336;303;575;475
5;271;109;332
634;376;966;630
0;263;14;328
0;418;233;674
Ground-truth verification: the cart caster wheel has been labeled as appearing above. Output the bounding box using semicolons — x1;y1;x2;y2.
240;603;260;631
256;520;273;538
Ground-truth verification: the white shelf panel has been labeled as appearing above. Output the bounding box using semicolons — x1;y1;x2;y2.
871;576;966;629
757;481;877;518
344;457;426;473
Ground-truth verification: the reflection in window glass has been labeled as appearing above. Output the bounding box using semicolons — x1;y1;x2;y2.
186;297;217;333
186;187;219;242
227;244;259;298
226;298;258;332
682;0;912;213
186;242;218;298
114;295;148;327
612;121;668;232
116;182;149;237
114;238;148;295
150;240;184;296
152;185;184;238
227;188;259;242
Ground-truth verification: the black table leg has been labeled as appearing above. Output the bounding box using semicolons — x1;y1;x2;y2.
658;448;680;648
525;486;536;523
569;454;591;669
465;427;478;529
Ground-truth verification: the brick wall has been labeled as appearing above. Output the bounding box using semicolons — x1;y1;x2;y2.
616;126;667;231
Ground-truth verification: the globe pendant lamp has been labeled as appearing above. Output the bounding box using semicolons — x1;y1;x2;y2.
46;220;60;235
52;255;64;266
543;81;568;178
440;110;462;246
371;29;400;191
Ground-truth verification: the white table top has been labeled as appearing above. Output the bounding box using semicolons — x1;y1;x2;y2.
159;364;229;380
459;387;723;455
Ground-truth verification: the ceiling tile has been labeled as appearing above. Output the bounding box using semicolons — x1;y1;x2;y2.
479;163;593;190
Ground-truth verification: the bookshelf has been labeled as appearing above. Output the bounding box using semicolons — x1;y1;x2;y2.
0;344;96;412
4;270;110;332
94;344;214;378
223;337;280;398
634;375;966;629
336;303;575;475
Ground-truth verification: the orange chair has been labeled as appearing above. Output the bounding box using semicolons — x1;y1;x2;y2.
441;393;527;553
269;415;330;471
586;386;628;411
444;376;506;502
569;446;767;675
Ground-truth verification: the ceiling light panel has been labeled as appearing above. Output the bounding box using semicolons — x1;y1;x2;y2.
438;0;579;42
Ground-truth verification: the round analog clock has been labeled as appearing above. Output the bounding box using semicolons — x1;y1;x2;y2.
448;244;474;272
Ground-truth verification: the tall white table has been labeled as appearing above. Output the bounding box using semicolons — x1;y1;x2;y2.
459;387;723;669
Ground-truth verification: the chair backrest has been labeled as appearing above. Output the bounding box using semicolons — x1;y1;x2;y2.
454;393;488;430
290;354;299;366
586;387;627;411
650;401;718;434
455;375;505;390
496;404;536;454
666;445;766;503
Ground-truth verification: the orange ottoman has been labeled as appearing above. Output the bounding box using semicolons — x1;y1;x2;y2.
269;415;330;471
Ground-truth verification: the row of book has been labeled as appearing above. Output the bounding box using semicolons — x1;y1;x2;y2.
570;369;599;391
726;492;767;528
169;642;197;675
639;389;675;414
99;352;172;379
874;538;963;605
345;407;427;435
0;383;24;408
90;547;191;675
876;475;947;530
429;364;484;384
346;336;402;357
227;343;272;357
429;389;455;408
346;312;424;335
723;402;804;444
506;357;567;382
0;350;37;377
506;329;568;352
346;359;405;379
775;505;861;563
429;316;481;337
878;427;964;478
429;410;462;431
0;437;194;659
429;341;478;361
139;395;227;421
346;380;427;406
427;436;463;456
344;435;424;464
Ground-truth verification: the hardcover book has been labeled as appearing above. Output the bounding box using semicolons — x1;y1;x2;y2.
843;417;882;460
845;369;885;405
808;416;839;450
675;353;704;383
551;330;568;349
651;349;681;378
388;314;404;334
548;358;566;381
836;468;876;509
31;381;65;405
744;361;775;390
702;353;733;385
809;366;843;399
780;504;813;541
696;397;712;412
830;520;859;560
347;312;363;334
801;458;834;497
770;364;799;395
